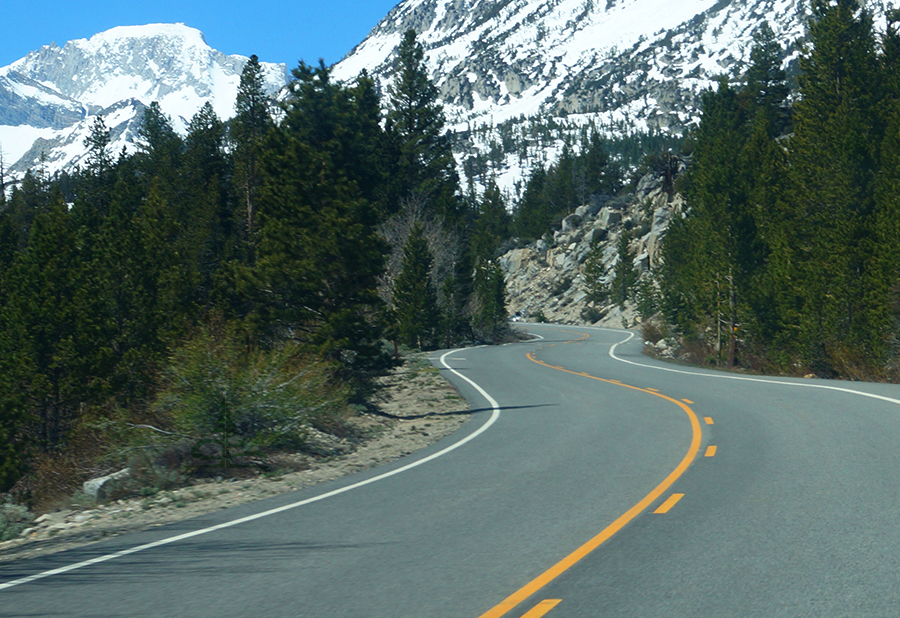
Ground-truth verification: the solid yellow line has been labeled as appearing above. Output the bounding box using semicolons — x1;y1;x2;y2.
479;336;703;618
561;330;590;344
646;387;660;392
653;493;685;514
521;599;562;618
704;417;714;425
705;445;717;457
682;399;694;404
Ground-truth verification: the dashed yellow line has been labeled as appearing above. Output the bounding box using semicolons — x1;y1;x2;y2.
654;493;685;514
704;417;714;425
521;599;562;618
483;332;703;618
705;445;717;457
682;399;694;404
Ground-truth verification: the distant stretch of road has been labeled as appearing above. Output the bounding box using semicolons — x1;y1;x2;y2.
3;324;900;617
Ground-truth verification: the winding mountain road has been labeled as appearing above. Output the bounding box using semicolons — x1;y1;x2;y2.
3;324;900;617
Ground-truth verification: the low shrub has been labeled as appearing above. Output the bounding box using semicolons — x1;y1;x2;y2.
0;501;34;541
154;328;349;465
640;316;669;345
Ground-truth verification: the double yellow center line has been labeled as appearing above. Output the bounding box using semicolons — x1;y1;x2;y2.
478;332;705;618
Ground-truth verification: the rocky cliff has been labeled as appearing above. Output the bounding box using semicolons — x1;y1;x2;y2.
500;165;684;327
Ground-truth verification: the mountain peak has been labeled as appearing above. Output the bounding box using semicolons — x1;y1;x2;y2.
0;23;288;175
74;23;209;54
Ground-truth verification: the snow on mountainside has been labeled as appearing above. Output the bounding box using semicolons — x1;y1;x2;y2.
0;23;288;176
333;0;817;191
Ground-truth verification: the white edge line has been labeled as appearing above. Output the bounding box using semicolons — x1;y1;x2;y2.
0;348;502;592
528;323;900;409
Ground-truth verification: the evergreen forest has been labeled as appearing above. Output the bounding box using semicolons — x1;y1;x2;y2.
4;0;898;505
659;0;900;379
0;31;520;500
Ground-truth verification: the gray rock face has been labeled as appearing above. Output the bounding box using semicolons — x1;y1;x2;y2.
0;72;84;128
499;166;682;326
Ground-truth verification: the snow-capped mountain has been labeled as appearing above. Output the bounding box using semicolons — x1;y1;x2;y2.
0;23;288;176
335;0;811;129
333;0;816;190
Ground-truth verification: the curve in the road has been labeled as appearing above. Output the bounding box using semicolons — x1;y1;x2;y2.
0;348;503;593
479;327;703;618
575;323;900;410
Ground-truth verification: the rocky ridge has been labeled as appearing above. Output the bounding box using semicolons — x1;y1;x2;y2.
500;165;684;326
334;0;815;190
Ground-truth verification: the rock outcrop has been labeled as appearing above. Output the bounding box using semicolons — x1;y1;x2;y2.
500;167;685;327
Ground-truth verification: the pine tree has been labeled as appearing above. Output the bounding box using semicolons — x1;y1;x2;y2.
743;22;792;136
387;30;461;223
470;180;511;265
611;231;637;308
135;102;183;193
473;261;507;340
232;55;270;243
248;63;390;371
393;223;440;348
84;115;112;177
789;0;883;368
513;166;550;240
661;79;746;350
1;191;90;449
581;130;622;197
583;237;609;307
183;102;232;304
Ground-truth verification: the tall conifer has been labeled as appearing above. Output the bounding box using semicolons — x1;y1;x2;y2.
790;0;883;367
232;55;270;243
393;223;440;348
387;30;461;223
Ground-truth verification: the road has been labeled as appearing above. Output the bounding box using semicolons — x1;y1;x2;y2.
3;323;900;616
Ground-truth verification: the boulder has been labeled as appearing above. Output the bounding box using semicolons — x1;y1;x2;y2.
561;213;582;233
83;468;131;502
598;207;622;227
585;227;608;245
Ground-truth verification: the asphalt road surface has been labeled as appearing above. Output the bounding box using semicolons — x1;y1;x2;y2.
3;324;900;617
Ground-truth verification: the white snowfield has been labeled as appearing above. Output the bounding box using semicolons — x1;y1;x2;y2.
328;0;821;192
333;0;809;128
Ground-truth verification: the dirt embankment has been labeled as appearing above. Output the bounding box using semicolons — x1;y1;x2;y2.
0;355;470;564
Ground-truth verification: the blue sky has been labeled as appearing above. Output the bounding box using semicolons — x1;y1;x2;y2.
1;0;400;68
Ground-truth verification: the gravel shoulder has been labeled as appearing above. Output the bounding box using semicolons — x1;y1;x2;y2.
0;354;470;564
